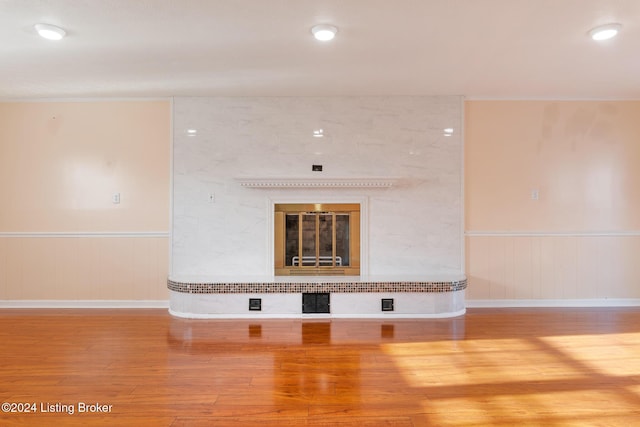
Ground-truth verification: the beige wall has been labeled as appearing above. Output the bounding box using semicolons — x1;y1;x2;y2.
465;101;640;302
0;101;170;301
4;98;638;304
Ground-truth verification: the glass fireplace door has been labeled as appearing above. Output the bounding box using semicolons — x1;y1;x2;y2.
275;204;360;275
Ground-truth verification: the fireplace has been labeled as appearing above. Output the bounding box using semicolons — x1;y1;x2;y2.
274;203;360;276
169;96;466;318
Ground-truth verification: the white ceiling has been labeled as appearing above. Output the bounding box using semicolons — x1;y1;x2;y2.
1;0;638;99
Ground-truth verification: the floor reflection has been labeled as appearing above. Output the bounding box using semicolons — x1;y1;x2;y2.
248;324;262;338
301;321;331;345
381;323;394;339
166;316;467;414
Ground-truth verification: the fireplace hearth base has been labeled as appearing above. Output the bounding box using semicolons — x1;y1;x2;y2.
168;275;466;319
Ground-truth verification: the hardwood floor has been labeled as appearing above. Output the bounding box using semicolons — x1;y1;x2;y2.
1;308;639;426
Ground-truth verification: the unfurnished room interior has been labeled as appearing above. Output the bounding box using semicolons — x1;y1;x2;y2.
1;1;639;426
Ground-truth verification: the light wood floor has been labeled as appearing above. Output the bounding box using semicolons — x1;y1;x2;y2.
1;307;639;426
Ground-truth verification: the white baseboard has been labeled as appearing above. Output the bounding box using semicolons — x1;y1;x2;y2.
7;299;635;311
168;308;466;319
0;300;169;308
169;309;301;319
329;309;466;319
465;299;640;308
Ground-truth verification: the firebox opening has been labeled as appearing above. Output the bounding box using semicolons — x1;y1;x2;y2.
274;203;360;276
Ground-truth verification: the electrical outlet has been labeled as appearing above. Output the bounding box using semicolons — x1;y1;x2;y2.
209;193;215;203
531;189;539;200
112;193;121;204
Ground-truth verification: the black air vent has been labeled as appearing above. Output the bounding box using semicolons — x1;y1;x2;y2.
249;298;262;311
302;293;330;313
381;298;394;311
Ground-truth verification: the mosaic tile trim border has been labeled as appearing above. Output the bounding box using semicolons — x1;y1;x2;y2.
168;279;467;294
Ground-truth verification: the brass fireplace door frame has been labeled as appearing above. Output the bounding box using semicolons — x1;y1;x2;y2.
274;203;360;276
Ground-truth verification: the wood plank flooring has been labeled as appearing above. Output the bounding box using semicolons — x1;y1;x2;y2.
1;307;639;426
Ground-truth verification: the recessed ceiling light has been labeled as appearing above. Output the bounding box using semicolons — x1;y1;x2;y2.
589;23;622;41
34;23;66;41
311;24;338;41
313;129;324;138
187;129;197;136
443;128;454;134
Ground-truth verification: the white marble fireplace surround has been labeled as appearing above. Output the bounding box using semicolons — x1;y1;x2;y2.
171;96;464;317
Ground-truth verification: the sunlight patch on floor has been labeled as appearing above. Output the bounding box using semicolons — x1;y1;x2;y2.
539;332;640;376
381;338;586;388
383;332;640;426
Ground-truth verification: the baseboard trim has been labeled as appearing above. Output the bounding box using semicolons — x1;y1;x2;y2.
465;299;640;308
330;309;466;319
0;300;169;309
168;308;466;319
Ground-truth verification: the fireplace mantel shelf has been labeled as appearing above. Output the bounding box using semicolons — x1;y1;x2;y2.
235;177;400;188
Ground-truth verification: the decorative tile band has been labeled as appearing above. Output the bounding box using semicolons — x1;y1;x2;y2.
168;279;467;294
